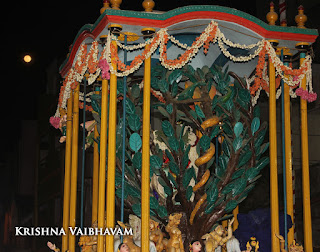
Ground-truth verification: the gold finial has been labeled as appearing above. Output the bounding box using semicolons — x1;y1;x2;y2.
110;0;122;10
295;5;307;28
266;2;278;25
100;0;110;14
142;0;155;12
280;20;287;26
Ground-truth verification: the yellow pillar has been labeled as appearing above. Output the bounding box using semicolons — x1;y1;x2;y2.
62;93;73;252
269;50;280;252
297;43;313;252
140;27;155;252
97;80;108;252
283;53;294;245
92;87;100;225
69;84;80;252
105;40;118;252
232;206;239;231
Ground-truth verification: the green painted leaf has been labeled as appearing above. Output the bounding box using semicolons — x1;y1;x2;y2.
158;79;169;93
116;187;128;199
125;99;136;115
233;122;243;138
255;156;269;171
186;186;193;201
195;105;206;119
238;89;251;104
163;186;172;196
166;104;173;114
168;69;183;85
128;114;141;131
219;155;229;171
222;121;233;136
169;161;179;176
150;196;159;210
225;200;238;213
172;82;178;97
150;155;163;169
231;177;247;196
233;137;242;151
168;137;179;152
129;133;142;152
238;150;252;167
210;126;220;140
245;167;260;182
131;84;140;99
222;140;231;157
199;135;211;151
212;96;219;110
251;117;260;135
232;167;246;179
132;152;142;170
132;203;141;217
158;177;168;188
182;145;191;169
157;205;168;218
126;184;141;199
162;120;174;137
205;202;216;214
165;149;174;162
167;172;178;188
207;185;218;203
182;167;195;188
257;143;269;156
158;106;170;118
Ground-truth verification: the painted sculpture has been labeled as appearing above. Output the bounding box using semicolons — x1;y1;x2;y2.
165;213;185;252
118;243;131;252
276;234;304;252
189;240;202;252
245;237;259;252
201;217;235;252
47;241;61;252
150;218;165;252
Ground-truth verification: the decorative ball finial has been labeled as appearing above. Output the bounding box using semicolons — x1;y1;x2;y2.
100;0;110;14
280;19;287;26
142;0;155;12
267;2;278;25
295;5;307;28
110;0;122;10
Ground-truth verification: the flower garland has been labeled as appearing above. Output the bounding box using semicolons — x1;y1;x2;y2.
54;20;316;118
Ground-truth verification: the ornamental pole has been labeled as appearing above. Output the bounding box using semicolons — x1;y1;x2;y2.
69;84;80;252
62;92;73;252
97;80;108;252
141;27;155;252
92;86;100;225
296;42;313;252
105;24;122;252
283;50;295;246
268;40;280;252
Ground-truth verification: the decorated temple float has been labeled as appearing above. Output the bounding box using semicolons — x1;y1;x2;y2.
50;0;318;251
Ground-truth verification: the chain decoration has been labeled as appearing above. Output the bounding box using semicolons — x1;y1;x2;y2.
54;20;316;117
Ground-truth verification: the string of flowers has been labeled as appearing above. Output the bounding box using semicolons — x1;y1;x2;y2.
54;20;316;118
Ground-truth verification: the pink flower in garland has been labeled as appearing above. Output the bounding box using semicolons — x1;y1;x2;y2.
50;116;61;129
296;87;317;102
98;59;110;80
307;92;317;102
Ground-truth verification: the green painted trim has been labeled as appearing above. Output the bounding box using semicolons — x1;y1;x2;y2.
104;5;318;35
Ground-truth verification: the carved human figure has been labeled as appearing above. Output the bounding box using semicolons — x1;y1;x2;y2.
118;243;131;252
165;213;184;252
201;217;235;252
150;218;165;252
189;240;202;252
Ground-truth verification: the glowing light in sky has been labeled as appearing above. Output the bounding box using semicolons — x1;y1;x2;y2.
23;55;32;63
